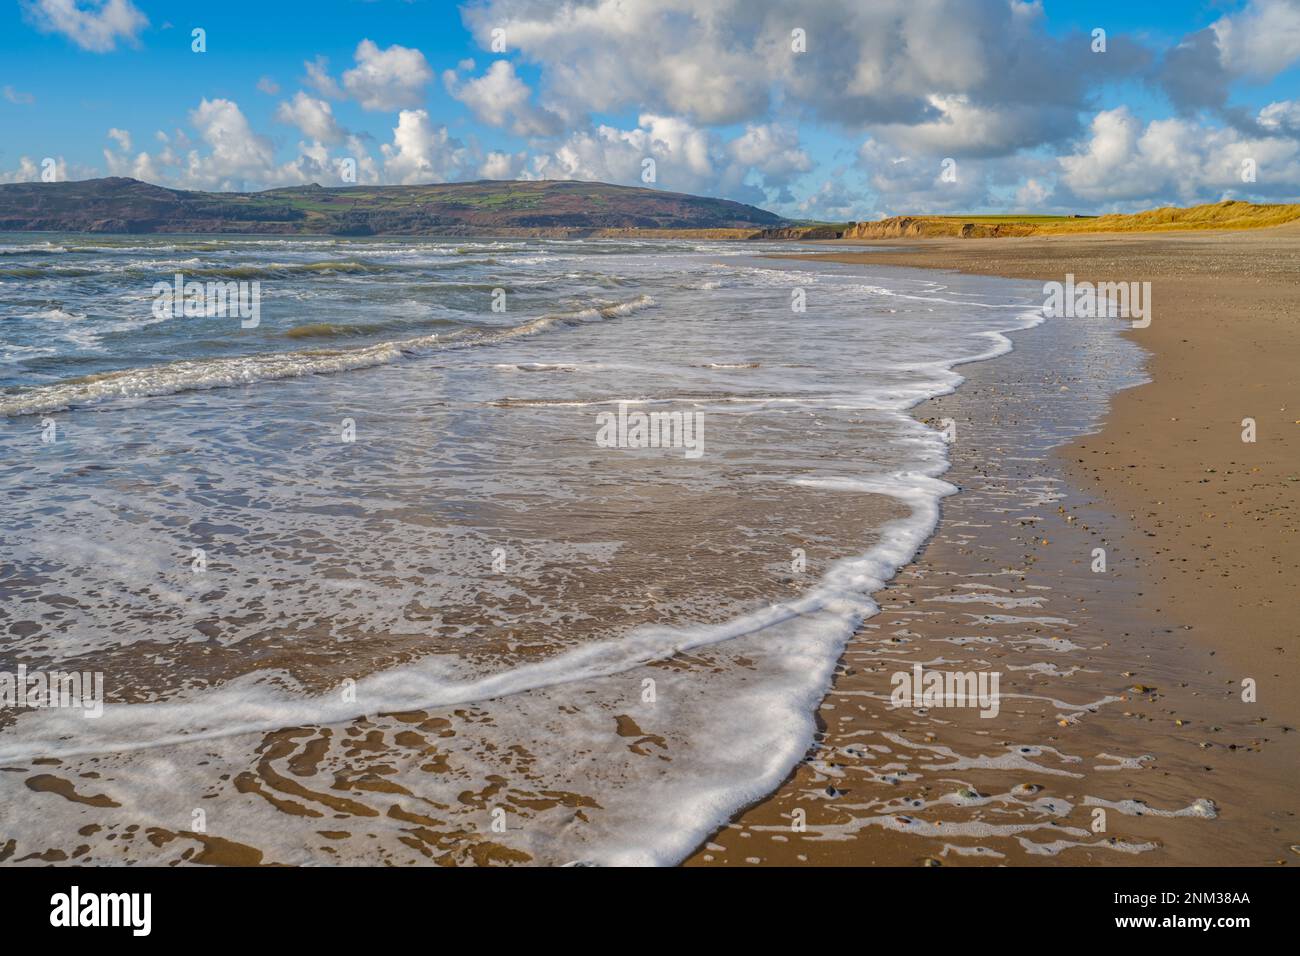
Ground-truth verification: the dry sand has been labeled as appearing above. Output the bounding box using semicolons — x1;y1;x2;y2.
687;225;1299;867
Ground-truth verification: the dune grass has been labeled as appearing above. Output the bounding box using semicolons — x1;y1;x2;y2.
850;200;1300;238
1036;200;1300;233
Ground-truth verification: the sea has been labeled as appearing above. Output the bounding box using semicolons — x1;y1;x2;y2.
0;234;1051;865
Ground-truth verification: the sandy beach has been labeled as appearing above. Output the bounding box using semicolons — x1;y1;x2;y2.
799;226;1300;723
1;228;1295;868
686;226;1299;866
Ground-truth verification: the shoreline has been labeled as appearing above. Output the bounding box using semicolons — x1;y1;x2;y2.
783;226;1299;727
2;229;1294;867
689;228;1299;866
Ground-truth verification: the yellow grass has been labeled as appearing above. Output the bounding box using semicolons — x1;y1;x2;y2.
1037;200;1300;233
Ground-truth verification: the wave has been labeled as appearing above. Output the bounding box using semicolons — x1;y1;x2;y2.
1;260;381;281
178;260;390;280
0;467;957;769
32;307;86;322
0;294;657;417
284;316;464;340
0;266;98;278
0;244;69;256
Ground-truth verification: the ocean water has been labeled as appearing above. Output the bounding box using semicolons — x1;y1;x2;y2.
0;234;1046;865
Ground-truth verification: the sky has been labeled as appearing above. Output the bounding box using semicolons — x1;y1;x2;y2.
2;0;1299;218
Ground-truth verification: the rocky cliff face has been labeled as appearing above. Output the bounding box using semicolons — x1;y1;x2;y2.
747;224;844;240
841;216;1038;239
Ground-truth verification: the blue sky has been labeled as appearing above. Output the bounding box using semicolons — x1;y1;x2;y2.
3;0;1299;217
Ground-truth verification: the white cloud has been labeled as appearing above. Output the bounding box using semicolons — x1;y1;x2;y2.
1160;1;1300;114
872;93;1076;158
4;85;36;105
173;98;277;190
3;155;97;182
103;141;166;182
444;60;561;137
256;76;281;96
303;56;343;100
344;135;381;184
462;0;1134;151
787;176;876;221
508;113;809;206
1212;0;1300;79
465;0;773;125
380;109;470;184
1014;177;1050;209
1260;98;1300;135
275;92;345;145
857;138;991;213
97;97;466;190
526;114;717;190
727;124;812;181
22;0;147;53
342;39;433;111
1057;105;1300;205
480;149;527;180
0;157;42;183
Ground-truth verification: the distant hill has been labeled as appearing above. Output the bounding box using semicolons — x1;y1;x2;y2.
0;177;788;237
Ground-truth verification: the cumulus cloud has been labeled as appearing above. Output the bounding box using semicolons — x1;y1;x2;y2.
256;76;281;96
872;93;1077;158
22;0;147;52
380;109;471;184
480;149;528;179
1056;105;1300;206
1159;0;1300;116
96;95;473;190
727;124;812;181
444;60;562;136
526;114;717;187
275;92;346;145
103;99;280;190
461;0;1146;154
1259;98;1300;136
303;56;344;99
857;138;990;213
0;157;43;183
182;98;278;189
341;39;433;111
1;155;96;182
495;113;812;205
1014;178;1050;210
786;175;876;221
463;0;769;125
1212;0;1300;79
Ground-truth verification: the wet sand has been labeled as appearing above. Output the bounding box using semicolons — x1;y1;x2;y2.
687;227;1299;866
794;226;1300;726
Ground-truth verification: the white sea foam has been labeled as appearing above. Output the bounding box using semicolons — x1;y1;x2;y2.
0;294;657;417
0;237;1056;866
